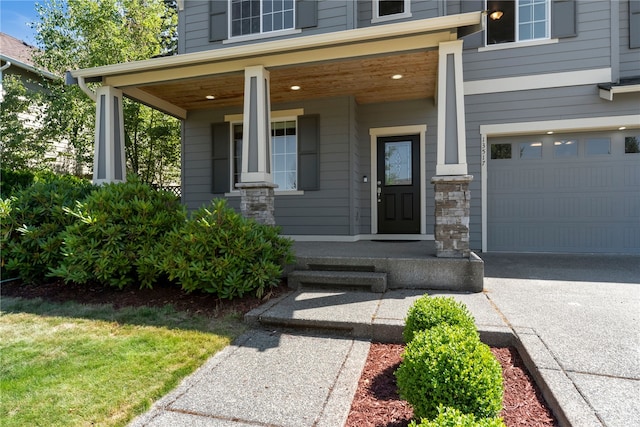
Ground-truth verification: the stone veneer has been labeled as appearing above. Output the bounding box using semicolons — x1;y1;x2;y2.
431;175;473;258
236;182;277;226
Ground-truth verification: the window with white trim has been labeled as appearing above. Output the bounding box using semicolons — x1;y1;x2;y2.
372;0;411;23
232;118;298;191
486;0;550;45
230;0;295;37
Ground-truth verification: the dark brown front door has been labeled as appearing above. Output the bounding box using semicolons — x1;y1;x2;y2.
377;135;420;234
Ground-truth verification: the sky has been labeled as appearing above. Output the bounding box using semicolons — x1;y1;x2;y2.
1;0;39;44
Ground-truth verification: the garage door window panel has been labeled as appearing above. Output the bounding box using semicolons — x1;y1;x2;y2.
586;138;611;156
519;141;542;159
625;136;640;154
491;143;512;159
554;139;577;157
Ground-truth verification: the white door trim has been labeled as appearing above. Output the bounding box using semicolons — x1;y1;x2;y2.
480;114;640;252
369;125;427;236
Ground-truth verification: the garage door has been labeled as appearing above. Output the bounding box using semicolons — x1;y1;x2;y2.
487;130;640;253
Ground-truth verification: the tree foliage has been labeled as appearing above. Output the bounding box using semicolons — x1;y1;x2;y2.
31;0;180;182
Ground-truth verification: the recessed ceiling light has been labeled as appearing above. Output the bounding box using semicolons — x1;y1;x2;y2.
290;85;301;91
546;131;554;135
392;74;403;80
205;95;215;100
619;126;626;130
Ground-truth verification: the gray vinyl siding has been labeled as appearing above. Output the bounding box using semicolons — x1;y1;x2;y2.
620;0;640;78
357;99;438;237
180;1;351;54
463;1;612;81
465;85;640;251
357;0;441;28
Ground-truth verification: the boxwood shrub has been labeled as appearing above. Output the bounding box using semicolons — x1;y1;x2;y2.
158;199;294;299
403;295;477;343
396;324;503;420
409;406;505;427
51;178;185;289
1;176;95;283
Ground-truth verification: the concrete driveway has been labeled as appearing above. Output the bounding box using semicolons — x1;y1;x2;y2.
480;253;640;427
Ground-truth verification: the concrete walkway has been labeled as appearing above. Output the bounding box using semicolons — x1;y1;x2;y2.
130;253;639;427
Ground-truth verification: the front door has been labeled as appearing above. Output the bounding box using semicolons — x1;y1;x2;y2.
377;135;420;234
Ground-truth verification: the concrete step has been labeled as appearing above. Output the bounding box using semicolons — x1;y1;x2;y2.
288;270;387;293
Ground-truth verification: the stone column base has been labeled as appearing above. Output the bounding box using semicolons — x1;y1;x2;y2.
431;175;473;258
236;182;278;226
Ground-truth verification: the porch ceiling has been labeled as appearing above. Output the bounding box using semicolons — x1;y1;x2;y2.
135;50;439;110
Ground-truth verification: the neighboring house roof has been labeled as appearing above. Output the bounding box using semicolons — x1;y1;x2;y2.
0;32;58;80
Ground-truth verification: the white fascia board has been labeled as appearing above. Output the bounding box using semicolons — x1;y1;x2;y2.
69;12;481;81
0;54;59;80
465;68;612;95
480;115;640;137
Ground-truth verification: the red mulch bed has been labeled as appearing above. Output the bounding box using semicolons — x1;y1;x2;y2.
346;343;558;427
3;280;558;426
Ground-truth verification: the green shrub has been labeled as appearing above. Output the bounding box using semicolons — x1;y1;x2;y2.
396;324;504;420
409;406;505;427
404;295;477;343
51;178;185;289
1;177;95;283
0;168;35;198
159;199;294;299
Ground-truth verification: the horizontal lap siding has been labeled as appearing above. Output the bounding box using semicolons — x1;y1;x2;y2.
357;0;440;28
463;0;612;80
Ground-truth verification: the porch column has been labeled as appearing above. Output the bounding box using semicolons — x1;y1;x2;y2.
433;40;472;258
93;86;126;185
237;65;277;225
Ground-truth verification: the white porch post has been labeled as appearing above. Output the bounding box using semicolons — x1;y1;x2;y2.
237;65;277;225
93;86;126;185
432;40;472;258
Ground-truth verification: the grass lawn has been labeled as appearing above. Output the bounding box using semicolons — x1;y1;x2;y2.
0;296;246;427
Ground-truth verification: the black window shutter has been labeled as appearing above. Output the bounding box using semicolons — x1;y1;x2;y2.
298;115;320;191
211;122;230;194
551;0;577;39
461;0;483;13
210;1;228;42
630;0;640;48
296;0;318;29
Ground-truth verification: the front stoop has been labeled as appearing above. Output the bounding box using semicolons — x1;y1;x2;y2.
288;270;388;293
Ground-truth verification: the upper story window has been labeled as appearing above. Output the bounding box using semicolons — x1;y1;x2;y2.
372;0;411;23
231;0;295;38
486;0;550;45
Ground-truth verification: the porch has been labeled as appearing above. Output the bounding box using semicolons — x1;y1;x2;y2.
289;240;483;292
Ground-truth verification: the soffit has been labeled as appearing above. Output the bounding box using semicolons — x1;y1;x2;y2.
135;50;438;109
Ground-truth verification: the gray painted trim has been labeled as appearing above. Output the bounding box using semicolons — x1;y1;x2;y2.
248;76;258;172
445;54;458;164
97;94;106;180
113;96;122;181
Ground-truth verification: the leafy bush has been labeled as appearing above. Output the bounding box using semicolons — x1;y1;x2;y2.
409;406;505;427
1;168;35;198
159;199;294;299
396;324;504;420
51;178;185;288
403;295;477;343
1;177;95;283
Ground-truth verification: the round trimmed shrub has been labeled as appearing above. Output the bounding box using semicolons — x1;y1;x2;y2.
51;178;185;289
158;199;294;299
2;176;95;283
403;295;477;343
395;324;503;420
409;406;505;427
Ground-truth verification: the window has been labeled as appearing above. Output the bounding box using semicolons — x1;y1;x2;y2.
373;0;411;22
491;143;512;159
486;0;549;45
519;141;542;159
232;119;298;191
554;140;577;157
586;138;610;156
231;0;295;37
625;136;640;154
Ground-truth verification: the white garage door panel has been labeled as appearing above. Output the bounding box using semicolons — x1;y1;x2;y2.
488;131;640;253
